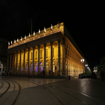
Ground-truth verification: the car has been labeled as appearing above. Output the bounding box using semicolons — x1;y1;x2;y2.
79;73;91;78
79;73;87;78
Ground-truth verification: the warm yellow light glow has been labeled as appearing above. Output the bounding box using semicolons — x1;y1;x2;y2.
29;33;30;37
44;27;46;33
8;22;64;49
33;31;35;36
81;59;85;63
38;29;40;34
24;35;26;40
14;40;16;43
17;39;19;42
51;24;53;30
8;42;10;45
11;41;12;44
21;37;22;41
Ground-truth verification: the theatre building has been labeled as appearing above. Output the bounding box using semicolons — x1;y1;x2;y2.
7;22;85;77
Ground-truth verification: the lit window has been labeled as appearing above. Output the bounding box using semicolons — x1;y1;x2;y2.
40;50;42;59
52;48;54;57
27;53;28;61
31;52;33;60
35;51;37;59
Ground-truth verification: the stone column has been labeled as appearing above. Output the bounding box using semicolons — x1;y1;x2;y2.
16;52;17;74
44;44;46;75
58;40;60;76
7;55;9;74
23;49;25;74
19;50;21;74
63;41;66;75
12;53;14;74
51;42;53;75
33;47;35;75
38;45;40;74
28;48;30;75
10;54;11;74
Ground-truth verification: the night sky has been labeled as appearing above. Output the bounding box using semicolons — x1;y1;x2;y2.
0;1;105;70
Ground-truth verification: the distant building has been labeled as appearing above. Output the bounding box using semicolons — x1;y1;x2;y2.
0;38;8;75
7;22;85;77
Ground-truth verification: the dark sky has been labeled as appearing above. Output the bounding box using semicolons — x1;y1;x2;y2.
0;0;105;70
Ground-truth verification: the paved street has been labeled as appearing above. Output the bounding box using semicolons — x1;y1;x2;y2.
0;76;105;105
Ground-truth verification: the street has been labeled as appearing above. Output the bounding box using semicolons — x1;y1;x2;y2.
0;76;105;105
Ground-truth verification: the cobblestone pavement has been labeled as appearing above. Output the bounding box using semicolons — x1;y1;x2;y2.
0;76;105;105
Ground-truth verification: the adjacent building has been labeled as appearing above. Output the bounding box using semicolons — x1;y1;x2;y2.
7;22;85;77
0;38;8;75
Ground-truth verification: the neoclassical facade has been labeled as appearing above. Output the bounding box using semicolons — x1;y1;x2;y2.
7;22;84;77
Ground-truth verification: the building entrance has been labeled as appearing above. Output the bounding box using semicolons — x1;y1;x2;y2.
35;63;38;74
30;63;33;75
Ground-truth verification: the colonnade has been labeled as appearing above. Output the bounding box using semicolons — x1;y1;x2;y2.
7;41;64;76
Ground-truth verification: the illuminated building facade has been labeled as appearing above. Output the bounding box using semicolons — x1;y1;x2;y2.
7;22;85;77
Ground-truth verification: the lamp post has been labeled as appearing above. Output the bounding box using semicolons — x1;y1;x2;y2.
80;59;85;73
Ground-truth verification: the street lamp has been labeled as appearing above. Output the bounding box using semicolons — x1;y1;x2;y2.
85;64;88;67
80;59;85;63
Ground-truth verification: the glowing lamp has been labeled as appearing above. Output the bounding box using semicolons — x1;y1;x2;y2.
33;31;35;36
44;27;46;33
29;33;30;38
85;64;88;67
51;24;53;30
17;38;19;42
14;40;16;43
24;35;26;40
80;59;85;63
8;42;10;46
11;41;12;44
38;29;40;35
21;37;22;41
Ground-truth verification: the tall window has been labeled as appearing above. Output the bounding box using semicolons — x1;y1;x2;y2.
46;49;48;58
40;50;42;59
27;53;28;61
31;52;33;60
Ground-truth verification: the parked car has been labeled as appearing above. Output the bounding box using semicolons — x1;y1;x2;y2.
79;72;91;78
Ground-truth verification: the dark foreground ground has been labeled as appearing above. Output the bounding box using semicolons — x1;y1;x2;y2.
0;76;105;105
